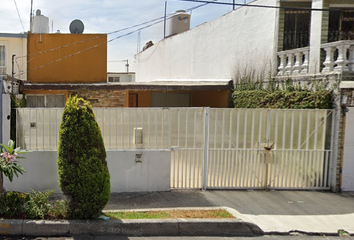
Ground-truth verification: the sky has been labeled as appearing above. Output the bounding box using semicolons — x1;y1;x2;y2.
1;0;247;72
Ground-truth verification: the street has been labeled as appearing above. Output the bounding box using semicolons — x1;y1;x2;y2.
1;235;354;240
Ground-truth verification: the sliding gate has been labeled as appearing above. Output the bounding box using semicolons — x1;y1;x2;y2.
170;108;335;190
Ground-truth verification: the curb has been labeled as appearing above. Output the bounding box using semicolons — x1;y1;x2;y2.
0;218;263;237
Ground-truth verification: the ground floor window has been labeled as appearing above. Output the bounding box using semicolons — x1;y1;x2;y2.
26;94;65;108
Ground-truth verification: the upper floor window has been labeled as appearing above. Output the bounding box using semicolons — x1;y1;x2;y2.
0;45;5;76
283;10;311;50
329;10;354;42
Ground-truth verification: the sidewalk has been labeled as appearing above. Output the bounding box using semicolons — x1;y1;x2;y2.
1;190;354;236
104;190;354;235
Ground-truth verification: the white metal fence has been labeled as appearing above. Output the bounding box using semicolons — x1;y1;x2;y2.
16;107;335;190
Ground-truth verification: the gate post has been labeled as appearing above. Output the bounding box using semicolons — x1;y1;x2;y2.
202;107;210;191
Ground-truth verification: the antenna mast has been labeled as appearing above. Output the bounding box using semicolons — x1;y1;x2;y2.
30;0;33;32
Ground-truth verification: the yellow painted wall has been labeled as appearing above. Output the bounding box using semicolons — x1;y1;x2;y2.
0;35;27;80
27;33;107;83
191;90;231;108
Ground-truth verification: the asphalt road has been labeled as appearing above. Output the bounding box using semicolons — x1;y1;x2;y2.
1;236;354;240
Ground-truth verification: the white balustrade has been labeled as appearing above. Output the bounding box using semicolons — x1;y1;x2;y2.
321;40;354;74
277;47;310;76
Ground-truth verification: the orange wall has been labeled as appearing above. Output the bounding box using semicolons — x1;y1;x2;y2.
27;33;107;83
191;90;231;108
127;91;151;107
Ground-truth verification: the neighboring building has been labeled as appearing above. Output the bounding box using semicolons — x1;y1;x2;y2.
135;0;354;81
107;72;135;83
0;33;27;93
135;0;354;191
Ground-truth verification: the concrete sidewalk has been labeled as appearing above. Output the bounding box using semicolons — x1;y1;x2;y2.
104;190;354;235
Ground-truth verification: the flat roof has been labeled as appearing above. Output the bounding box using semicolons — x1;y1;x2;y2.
0;33;27;38
21;80;233;91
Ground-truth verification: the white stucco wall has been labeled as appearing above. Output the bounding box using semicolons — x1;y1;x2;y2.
4;150;171;193
0;34;27;80
135;0;279;82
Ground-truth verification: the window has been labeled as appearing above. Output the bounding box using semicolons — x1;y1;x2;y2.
329;10;354;42
27;94;65;108
283;10;311;50
0;45;5;76
108;76;120;82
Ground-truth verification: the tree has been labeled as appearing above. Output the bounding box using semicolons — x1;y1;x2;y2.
57;96;110;219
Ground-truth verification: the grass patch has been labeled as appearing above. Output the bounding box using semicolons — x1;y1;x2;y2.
106;209;235;219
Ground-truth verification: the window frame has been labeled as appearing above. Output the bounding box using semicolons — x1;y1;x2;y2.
0;44;7;76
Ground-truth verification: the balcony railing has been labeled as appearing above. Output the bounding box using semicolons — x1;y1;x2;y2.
321;40;354;73
277;47;310;76
277;40;354;76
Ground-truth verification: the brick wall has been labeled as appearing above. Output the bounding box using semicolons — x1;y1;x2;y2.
69;90;126;107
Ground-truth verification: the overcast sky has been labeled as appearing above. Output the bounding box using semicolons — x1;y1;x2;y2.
1;0;246;72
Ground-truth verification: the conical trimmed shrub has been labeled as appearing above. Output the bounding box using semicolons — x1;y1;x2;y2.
57;96;110;219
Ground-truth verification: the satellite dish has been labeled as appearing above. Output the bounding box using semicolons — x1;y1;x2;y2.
69;19;84;34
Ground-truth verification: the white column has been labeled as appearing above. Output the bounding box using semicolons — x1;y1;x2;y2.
322;46;336;73
309;0;325;74
348;46;354;71
334;43;350;72
277;53;286;76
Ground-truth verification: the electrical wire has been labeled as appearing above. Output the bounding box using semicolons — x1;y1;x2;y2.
15;16;173;78
177;0;348;12
13;0;25;32
16;2;218;76
15;14;176;64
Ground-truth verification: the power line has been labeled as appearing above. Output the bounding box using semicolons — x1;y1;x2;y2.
16;16;172;78
177;0;346;12
16;1;215;63
16;14;175;63
13;0;25;32
16;2;217;75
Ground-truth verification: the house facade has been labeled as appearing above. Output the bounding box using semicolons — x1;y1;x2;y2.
135;0;354;191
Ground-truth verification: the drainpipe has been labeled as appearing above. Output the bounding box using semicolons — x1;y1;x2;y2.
11;54;15;96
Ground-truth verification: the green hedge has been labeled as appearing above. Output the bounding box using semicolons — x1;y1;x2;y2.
232;90;333;109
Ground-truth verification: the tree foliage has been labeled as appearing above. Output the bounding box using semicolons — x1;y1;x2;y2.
57;96;110;219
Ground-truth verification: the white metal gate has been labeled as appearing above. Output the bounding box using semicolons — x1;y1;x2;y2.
205;108;335;190
16;107;335;190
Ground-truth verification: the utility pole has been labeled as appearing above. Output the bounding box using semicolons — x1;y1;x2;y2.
30;0;33;32
164;1;167;39
11;54;15;96
125;60;129;73
233;0;235;10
